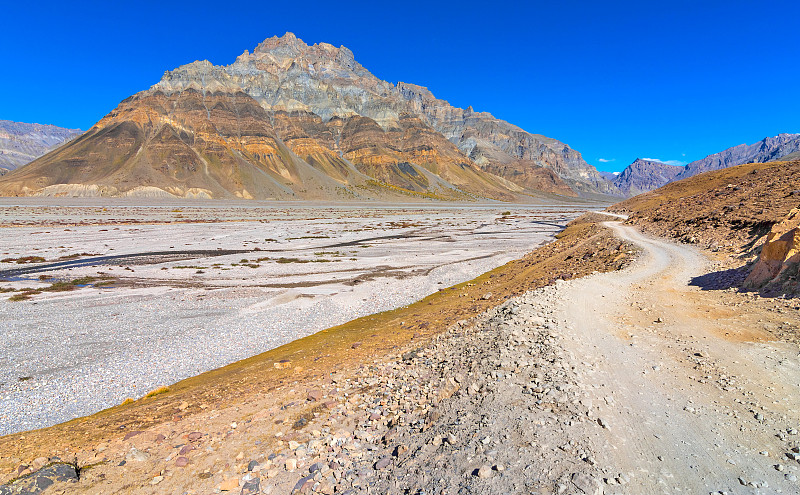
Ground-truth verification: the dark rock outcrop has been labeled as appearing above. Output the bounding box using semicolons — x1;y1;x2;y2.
0;462;78;495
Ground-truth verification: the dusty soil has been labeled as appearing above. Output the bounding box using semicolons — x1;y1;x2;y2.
3;216;799;495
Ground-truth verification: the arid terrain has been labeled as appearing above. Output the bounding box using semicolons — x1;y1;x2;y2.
0;199;596;435
1;164;799;495
2;209;798;495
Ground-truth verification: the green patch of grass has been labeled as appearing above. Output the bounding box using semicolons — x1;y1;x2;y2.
57;252;100;260
9;291;39;301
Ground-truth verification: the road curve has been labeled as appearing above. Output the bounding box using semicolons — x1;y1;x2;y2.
555;221;800;493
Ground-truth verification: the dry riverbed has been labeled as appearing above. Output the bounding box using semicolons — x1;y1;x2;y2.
0;200;595;435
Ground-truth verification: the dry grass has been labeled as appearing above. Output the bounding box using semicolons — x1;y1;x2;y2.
144;386;170;398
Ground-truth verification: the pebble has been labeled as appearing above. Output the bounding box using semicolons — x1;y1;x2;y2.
125;447;149;462
476;465;493;478
219;477;239;491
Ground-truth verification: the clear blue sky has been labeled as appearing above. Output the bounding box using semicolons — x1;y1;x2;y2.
2;0;798;172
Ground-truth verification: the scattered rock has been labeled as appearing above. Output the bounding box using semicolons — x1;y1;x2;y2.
125;448;149;462
241;477;260;494
572;472;603;495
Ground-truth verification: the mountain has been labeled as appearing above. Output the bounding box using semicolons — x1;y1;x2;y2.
598;171;619;181
0;33;617;200
612;158;683;197
612;133;800;197
674;133;800;181
0;121;81;172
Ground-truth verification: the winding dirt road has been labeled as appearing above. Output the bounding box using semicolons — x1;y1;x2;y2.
558;222;800;493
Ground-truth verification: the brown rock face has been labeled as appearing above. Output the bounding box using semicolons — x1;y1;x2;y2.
744;208;800;291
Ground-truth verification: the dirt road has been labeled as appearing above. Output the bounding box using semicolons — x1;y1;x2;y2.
557;222;800;493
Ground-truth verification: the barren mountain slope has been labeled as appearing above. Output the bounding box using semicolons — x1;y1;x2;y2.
674;133;800;182
0;120;81;171
612;158;683;196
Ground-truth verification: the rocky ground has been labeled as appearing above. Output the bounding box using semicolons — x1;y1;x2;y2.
3;219;798;495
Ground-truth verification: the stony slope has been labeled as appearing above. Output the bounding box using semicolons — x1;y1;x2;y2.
0;33;616;200
0;120;81;172
612;158;683;196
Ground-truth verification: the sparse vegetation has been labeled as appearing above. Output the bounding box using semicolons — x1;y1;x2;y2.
57;252;100;260
1;256;46;264
145;386;170;398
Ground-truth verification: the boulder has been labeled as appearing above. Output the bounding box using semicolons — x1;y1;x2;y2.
744;208;800;291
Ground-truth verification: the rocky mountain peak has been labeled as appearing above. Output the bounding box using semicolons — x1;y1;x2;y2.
253;32;307;56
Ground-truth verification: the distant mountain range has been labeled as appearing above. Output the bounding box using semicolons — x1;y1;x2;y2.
614;133;800;196
0;33;620;200
0;121;81;174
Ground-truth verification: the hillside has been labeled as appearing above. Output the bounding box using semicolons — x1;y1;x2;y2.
0;33;619;201
0;120;81;172
609;134;800;197
610;160;800;252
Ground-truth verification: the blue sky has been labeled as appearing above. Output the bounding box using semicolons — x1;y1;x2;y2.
2;0;798;172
